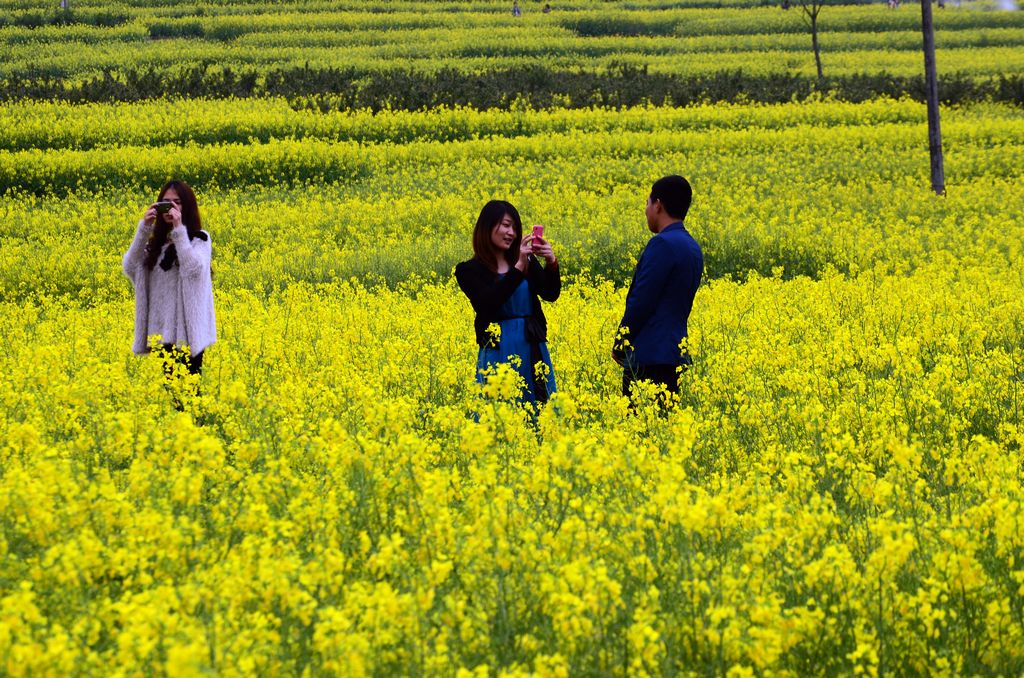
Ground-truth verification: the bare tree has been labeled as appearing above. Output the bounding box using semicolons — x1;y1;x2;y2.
795;0;825;80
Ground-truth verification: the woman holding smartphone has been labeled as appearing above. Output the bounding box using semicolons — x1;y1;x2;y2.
455;200;559;405
123;179;216;381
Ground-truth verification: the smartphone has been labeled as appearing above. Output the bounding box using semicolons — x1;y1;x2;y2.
155;201;174;214
531;224;544;240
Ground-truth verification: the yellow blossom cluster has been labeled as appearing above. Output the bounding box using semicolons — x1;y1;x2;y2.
1;261;1023;673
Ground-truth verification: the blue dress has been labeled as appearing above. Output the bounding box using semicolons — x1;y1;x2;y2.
475;276;556;404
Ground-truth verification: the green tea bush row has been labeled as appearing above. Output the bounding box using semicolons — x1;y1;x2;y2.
4;63;1022;109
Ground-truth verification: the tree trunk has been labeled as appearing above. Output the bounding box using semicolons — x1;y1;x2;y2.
811;12;823;79
920;0;945;194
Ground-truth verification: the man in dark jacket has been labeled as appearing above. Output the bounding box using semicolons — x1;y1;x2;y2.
613;175;703;399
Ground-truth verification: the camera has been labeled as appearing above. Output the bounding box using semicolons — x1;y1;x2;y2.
155;201;174;214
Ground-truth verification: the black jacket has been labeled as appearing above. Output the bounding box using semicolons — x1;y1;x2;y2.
455;256;560;348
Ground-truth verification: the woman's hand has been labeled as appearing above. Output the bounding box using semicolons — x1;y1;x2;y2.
515;234;534;272
166;205;184;233
532;234;556;265
143;205;159;227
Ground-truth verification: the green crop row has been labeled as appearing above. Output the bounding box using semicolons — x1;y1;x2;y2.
2;4;1022;83
0;96;942;152
2;99;1022;301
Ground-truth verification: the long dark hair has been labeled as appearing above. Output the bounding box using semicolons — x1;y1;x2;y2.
472;200;522;273
143;179;205;271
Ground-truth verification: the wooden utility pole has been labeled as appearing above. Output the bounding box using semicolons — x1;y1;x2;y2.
920;0;945;195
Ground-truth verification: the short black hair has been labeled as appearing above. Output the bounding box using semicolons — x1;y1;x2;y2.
650;175;692;220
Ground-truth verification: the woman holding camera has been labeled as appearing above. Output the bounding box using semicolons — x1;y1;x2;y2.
455;200;559;405
123;179;216;377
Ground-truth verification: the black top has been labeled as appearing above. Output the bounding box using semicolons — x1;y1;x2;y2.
454;256;560;348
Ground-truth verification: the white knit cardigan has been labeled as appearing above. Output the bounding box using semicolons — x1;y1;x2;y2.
122;220;217;356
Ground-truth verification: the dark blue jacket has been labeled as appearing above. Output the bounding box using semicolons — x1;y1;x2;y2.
616;222;703;367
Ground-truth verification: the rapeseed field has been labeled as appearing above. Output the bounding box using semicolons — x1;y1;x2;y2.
2;0;1024;675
